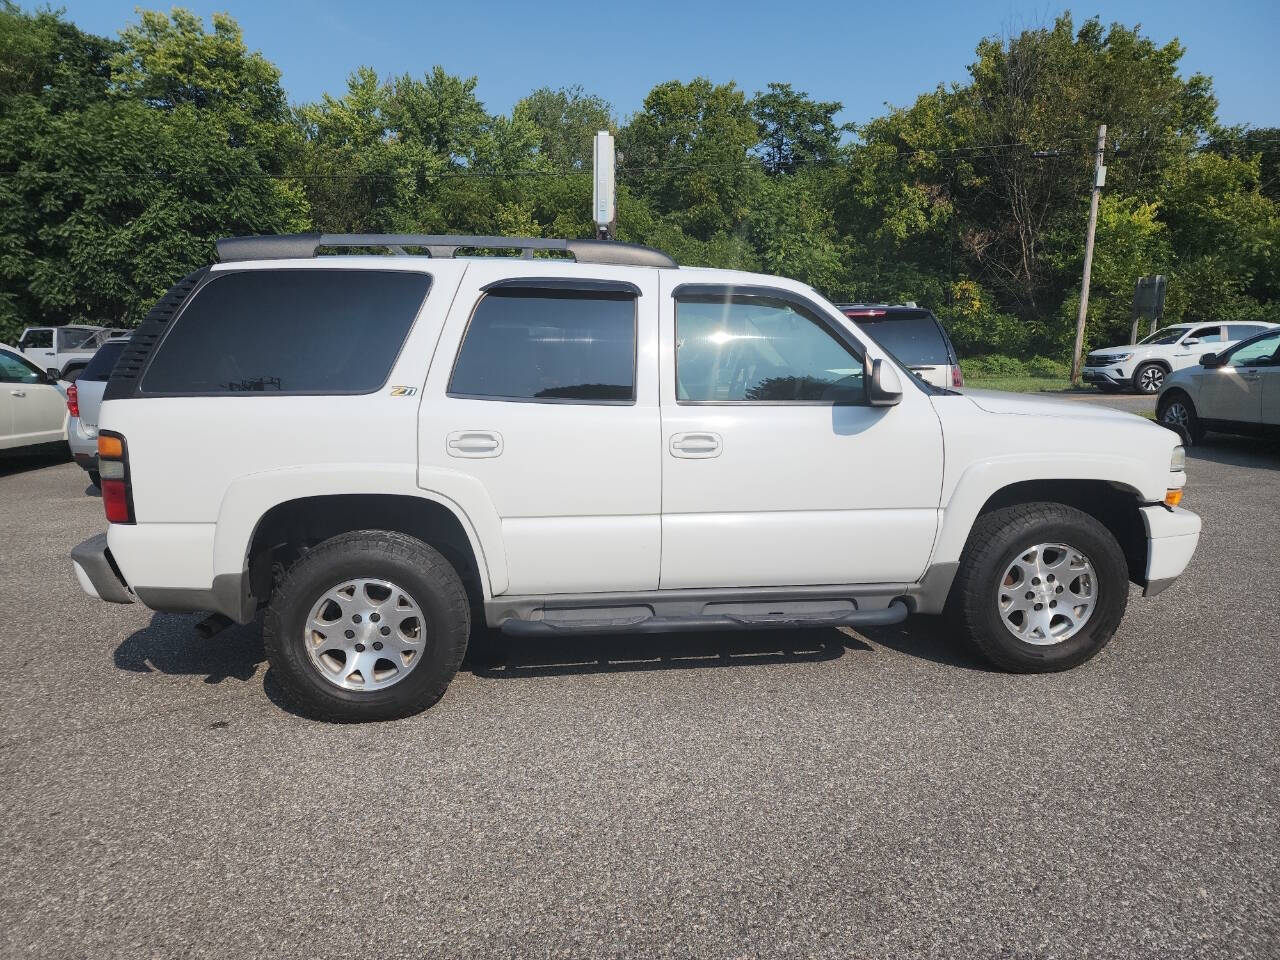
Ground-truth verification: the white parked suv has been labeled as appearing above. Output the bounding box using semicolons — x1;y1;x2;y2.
1083;321;1276;394
71;233;1202;721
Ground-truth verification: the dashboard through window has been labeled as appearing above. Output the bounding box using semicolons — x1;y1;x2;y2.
448;289;636;403
675;294;864;404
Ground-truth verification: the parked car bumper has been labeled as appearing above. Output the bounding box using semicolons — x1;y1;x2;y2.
68;416;97;470
1083;365;1131;386
70;533;135;605
1139;504;1201;596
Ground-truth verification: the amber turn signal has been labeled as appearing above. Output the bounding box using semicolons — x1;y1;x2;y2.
98;434;123;459
1165;488;1183;507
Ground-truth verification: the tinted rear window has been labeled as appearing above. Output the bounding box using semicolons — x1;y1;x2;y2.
141;269;431;394
449;290;635;402
850;312;951;365
80;340;127;381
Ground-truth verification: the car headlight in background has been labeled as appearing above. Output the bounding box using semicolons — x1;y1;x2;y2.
1170;446;1186;472
1108;353;1133;363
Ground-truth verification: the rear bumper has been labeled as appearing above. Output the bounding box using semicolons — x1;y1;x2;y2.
1140;505;1201;597
70;533;135;605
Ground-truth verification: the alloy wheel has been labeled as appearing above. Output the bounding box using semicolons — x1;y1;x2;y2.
996;543;1097;645
304;578;427;691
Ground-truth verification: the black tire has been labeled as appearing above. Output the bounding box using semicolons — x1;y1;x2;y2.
1156;390;1206;443
87;469;100;488
1132;361;1166;395
946;503;1129;673
264;530;470;722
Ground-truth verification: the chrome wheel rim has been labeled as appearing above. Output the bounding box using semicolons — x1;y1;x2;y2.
304;578;427;691
997;543;1097;645
1139;367;1164;392
1162;401;1189;428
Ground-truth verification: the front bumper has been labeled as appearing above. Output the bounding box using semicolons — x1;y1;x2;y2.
1082;365;1131;386
1139;505;1201;597
70;533;135;605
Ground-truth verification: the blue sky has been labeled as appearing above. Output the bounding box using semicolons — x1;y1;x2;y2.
61;0;1279;129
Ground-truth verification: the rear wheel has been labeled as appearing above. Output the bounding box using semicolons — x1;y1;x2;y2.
947;503;1129;672
1157;391;1205;443
1133;362;1166;394
264;530;470;722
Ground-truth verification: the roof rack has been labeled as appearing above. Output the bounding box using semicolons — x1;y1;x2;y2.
215;233;678;269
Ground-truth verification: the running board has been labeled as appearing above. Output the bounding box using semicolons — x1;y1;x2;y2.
499;599;909;636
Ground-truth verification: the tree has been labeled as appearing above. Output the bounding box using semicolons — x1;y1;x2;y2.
751;82;844;175
514;85;614;170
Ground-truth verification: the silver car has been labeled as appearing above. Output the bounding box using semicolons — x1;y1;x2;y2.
1157;327;1280;442
68;337;130;485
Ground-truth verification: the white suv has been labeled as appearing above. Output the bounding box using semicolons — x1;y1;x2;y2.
71;234;1202;721
1084;322;1276;394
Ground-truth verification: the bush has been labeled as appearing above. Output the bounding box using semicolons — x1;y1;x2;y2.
960;354;1071;381
1026;355;1070;378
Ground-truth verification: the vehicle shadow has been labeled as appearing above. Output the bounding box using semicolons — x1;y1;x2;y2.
113;612;265;685
855;614;993;671
0;446;71;479
1191;433;1280;467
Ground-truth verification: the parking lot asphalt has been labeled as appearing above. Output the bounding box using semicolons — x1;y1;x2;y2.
2;398;1277;959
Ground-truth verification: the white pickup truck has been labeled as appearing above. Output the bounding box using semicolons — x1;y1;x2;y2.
71;233;1201;722
1084;321;1276;394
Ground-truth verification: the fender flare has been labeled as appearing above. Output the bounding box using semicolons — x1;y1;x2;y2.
212;462;508;597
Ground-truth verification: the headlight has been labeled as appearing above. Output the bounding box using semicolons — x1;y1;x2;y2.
1109;353;1133;363
1170;446;1186;472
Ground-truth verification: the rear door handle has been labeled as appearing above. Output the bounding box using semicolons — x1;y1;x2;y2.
670;432;722;458
446;430;503;458
10;390;26;397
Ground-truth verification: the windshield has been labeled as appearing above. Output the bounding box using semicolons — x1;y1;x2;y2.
79;340;127;381
1138;326;1191;346
848;311;952;365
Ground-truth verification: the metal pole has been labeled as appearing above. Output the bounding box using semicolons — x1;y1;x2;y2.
1070;124;1106;384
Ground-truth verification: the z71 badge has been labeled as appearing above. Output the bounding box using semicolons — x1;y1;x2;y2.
389;385;418;397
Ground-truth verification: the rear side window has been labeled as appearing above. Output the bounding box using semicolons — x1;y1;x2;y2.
1228;324;1266;340
141;270;431;394
59;328;100;350
79;340;127;381
850;312;951;365
449;290;635;402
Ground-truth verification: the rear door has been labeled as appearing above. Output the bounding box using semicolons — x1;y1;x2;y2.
658;282;943;589
417;263;661;595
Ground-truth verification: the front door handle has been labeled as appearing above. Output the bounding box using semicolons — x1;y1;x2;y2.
446;430;503;458
670;431;722;458
10;390;26;397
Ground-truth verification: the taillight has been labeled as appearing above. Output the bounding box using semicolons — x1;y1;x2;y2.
844;309;887;318
66;383;79;418
951;364;964;388
98;431;134;524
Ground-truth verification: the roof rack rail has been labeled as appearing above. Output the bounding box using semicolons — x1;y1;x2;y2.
215;233;678;269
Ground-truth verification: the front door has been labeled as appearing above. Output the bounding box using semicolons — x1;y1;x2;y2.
657;282;944;590
0;349;65;445
418;263;661;596
1199;330;1280;424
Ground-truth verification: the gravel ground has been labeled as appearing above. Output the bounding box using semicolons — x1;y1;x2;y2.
1;419;1276;959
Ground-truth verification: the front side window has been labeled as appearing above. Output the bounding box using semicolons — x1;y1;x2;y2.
19;329;52;350
141;269;432;395
1226;331;1280;368
676;295;863;403
0;349;43;383
449;289;636;402
1188;326;1223;344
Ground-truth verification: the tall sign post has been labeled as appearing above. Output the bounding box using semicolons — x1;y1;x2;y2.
1129;274;1167;344
1070;124;1107;385
592;130;616;241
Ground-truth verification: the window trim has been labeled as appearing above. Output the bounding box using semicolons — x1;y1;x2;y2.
445;286;639;406
134;267;433;399
671;284;869;407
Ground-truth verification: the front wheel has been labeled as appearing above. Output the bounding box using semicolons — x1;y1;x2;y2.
1133;362;1166;394
1157;391;1205;443
264;530;471;721
947;503;1130;672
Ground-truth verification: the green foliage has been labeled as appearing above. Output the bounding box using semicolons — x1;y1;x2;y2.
0;5;1277;359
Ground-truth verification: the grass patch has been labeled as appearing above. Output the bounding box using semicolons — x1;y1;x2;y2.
964;376;1075;393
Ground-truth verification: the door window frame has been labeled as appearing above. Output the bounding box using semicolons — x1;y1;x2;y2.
671;283;870;407
446;279;640;407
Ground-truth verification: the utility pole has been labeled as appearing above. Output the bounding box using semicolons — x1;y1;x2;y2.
1070;123;1107;385
592;130;616;241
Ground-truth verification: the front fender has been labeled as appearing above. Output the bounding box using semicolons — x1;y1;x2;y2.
212;462;508;596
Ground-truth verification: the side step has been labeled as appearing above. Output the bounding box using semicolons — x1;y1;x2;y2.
500;599;909;636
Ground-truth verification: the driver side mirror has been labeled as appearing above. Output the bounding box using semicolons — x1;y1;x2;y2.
1199;352;1223;367
865;356;903;407
1183;338;1201;347
45;367;62;383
